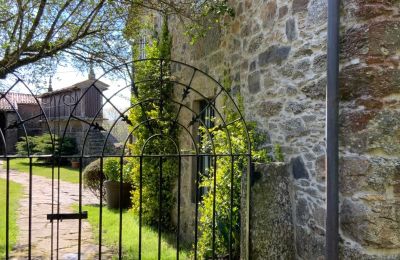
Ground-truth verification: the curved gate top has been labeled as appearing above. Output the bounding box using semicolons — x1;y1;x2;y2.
0;59;252;259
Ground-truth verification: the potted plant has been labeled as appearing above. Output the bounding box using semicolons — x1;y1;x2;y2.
70;158;80;169
103;158;132;209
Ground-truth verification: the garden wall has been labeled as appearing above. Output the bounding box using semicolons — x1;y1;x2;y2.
170;0;400;258
240;162;295;259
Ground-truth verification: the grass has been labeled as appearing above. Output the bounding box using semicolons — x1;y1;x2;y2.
4;158;79;183
79;205;189;259
0;178;23;257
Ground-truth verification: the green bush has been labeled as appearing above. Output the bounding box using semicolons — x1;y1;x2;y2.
196;76;269;259
16;134;77;164
83;158;132;198
104;157;131;183
83;159;105;198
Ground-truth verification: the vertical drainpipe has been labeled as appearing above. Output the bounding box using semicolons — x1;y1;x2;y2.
326;0;340;259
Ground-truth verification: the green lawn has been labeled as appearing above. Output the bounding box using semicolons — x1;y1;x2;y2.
80;205;188;259
0;178;23;257
4;158;79;183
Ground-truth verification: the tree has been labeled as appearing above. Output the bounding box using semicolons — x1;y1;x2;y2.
124;0;234;44
0;0;233;86
0;0;130;82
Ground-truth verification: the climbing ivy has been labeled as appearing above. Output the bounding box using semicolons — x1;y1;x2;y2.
196;71;271;258
127;15;179;230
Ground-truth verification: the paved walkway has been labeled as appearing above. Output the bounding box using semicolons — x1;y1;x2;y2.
0;161;113;259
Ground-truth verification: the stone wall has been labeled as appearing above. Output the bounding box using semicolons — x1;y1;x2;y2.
241;162;295;260
336;0;400;258
170;0;327;258
169;0;400;258
18;104;42;136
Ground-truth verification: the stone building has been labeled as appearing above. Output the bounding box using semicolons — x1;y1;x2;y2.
0;71;112;156
0;92;40;155
168;0;400;259
38;71;111;156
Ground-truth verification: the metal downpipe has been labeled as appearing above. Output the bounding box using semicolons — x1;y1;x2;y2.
326;0;340;259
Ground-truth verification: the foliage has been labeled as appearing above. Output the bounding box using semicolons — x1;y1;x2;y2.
16;134;76;164
78;204;188;259
0;0;234;89
83;157;132;198
196;72;269;258
5;158;79;183
274;144;284;162
127;15;179;230
103;157;132;183
0;1;130;84
124;0;234;45
83;159;105;199
0;0;233;87
183;1;235;44
0;178;22;256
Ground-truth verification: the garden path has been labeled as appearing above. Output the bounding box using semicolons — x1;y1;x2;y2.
0;161;113;259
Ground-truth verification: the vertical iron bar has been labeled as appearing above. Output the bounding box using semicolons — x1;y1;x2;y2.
78;157;83;260
194;156;200;260
158;156;162;260
5;158;10;259
51;157;54;259
99;157;104;259
119;157;123;259
212;155;217;259
229;156;234;260
138;156;143;260
326;0;340;258
29;157;32;259
176;156;181;260
57;161;61;260
57;95;61;260
245;157;253;260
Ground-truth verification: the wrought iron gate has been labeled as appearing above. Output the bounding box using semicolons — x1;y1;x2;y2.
0;59;252;259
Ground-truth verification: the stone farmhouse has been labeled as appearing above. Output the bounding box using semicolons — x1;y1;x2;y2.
166;0;400;259
0;71;110;156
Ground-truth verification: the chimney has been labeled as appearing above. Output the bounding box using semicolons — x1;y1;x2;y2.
88;63;95;80
48;76;53;92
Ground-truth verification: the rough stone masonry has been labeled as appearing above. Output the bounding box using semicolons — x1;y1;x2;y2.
170;0;400;259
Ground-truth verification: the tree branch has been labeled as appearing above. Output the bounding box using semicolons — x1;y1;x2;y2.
20;0;47;52
40;0;73;55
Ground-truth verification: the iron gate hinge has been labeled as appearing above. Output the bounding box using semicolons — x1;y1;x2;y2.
47;211;88;222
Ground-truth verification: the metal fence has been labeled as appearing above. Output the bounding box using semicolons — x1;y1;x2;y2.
0;59;252;259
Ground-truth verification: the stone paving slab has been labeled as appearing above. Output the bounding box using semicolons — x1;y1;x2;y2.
0;162;114;259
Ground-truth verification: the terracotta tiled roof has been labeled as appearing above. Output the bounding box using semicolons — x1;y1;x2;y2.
0;92;38;111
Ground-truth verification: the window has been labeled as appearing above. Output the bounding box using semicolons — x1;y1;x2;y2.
191;99;215;202
139;37;146;59
199;100;214;199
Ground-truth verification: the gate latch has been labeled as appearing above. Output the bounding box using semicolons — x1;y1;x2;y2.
47;211;88;222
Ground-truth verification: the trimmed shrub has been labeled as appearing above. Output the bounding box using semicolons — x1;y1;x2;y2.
83;159;105;199
16;134;77;164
